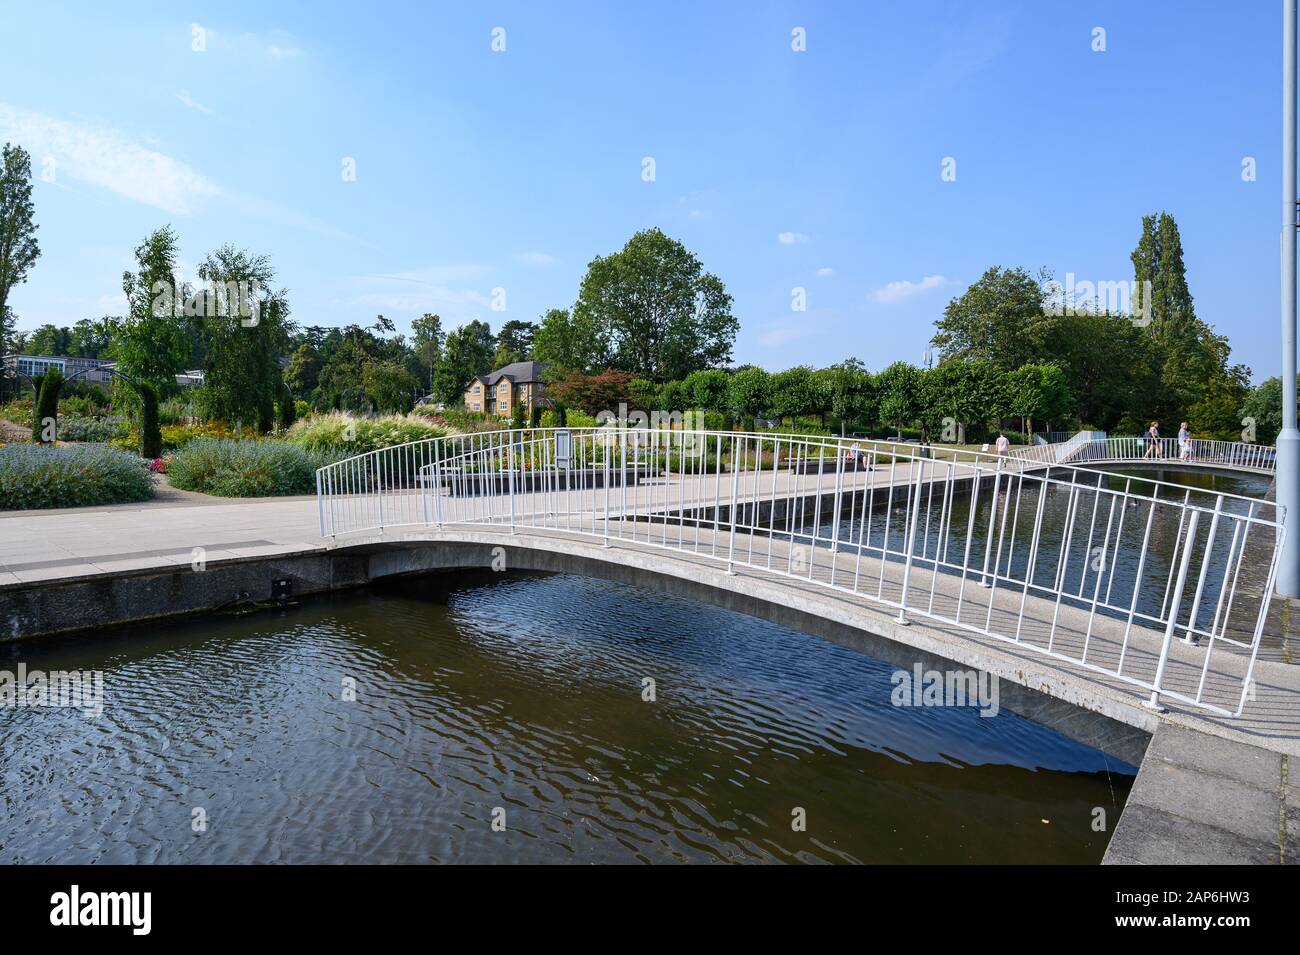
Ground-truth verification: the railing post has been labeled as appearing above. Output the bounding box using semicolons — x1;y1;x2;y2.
980;458;1004;587
376;451;385;531
603;427;611;547
1146;510;1200;711
726;434;741;574
508;431;517;533
1183;495;1223;643
316;468;325;538
897;456;926;624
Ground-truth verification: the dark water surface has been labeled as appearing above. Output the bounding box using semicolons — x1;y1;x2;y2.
0;572;1132;864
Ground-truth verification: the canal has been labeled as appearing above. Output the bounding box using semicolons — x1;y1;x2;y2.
0;570;1131;864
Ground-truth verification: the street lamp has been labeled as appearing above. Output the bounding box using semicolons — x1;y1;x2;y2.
1279;0;1300;596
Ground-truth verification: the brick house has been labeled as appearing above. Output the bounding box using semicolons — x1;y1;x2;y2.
464;360;548;417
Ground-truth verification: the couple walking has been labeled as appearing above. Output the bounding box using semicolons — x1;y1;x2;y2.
1142;421;1195;461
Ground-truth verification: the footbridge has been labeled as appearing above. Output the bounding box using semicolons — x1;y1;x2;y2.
316;428;1289;729
1014;430;1277;477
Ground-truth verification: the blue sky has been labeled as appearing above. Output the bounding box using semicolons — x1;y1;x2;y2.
0;1;1286;381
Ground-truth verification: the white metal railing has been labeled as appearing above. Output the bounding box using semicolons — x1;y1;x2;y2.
1016;432;1276;474
1012;430;1108;466
316;428;1285;717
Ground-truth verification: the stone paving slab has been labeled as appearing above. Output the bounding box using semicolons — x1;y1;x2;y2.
1103;722;1290;864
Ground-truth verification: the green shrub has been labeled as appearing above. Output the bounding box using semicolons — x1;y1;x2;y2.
665;451;719;473
0;444;154;510
286;412;449;455
167;438;338;497
539;408;600;429
54;414;130;443
32;370;64;443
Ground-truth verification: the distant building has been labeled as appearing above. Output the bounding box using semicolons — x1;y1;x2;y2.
1;355;204;389
464;361;548;417
2;354;114;385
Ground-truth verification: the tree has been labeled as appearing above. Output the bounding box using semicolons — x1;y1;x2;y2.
1005;363;1070;437
22;323;70;356
682;368;730;413
769;366;826;423
115;226;192;455
69;316;120;358
726;366;772;426
820;359;875;435
433;319;495;404
30;368;63;443
0;144;40;403
1239;375;1298;445
362;359;418;413
548;369;638;415
115;226;192;385
531;307;608;374
411;313;444;392
920;360;1007;443
876;361;923;436
931;266;1046;371
285;341;324;398
493;319;536;367
1131;212;1237;423
194;244;292;432
574;228;737;381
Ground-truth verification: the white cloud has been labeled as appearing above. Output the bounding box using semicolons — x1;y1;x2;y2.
870;274;947;304
778;231;810;245
0;102;374;245
0;102;220;215
266;44;303;60
516;251;558;267
816;267;835;277
176;90;213;114
347;265;493;315
756;317;816;349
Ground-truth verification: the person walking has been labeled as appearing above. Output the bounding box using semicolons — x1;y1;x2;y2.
1178;422;1194;462
1143;421;1162;459
995;431;1010;456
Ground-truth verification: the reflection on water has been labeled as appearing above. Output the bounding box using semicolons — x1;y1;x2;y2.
0;572;1132;864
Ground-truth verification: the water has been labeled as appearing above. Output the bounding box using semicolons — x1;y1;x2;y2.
0;571;1131;864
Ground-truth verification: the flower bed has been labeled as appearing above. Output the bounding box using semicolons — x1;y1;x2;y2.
286;413;450;455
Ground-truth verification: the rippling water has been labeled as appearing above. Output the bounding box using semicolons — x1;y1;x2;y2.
0;572;1132;864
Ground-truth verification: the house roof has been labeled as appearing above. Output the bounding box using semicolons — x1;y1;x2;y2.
474;360;547;386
